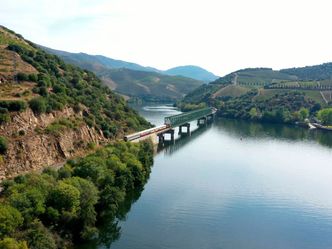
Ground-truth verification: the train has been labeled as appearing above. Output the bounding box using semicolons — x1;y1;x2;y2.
124;124;170;142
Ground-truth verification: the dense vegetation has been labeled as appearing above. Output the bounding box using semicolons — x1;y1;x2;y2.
216;90;319;124
0;26;150;138
317;108;332;125
0;141;153;248
280;63;332;81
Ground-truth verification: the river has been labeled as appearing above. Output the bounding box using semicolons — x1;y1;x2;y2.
82;103;332;249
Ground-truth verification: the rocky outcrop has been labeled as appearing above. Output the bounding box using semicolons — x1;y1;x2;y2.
0;108;81;136
0;108;107;180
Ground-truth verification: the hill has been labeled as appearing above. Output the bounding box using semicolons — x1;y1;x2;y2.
165;65;218;82
42;46;160;73
42;47;206;100
180;65;332;124
280;63;332;81
99;68;203;101
0;25;150;179
184;66;332;105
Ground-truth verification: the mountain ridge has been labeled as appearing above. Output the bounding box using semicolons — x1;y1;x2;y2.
41;46;218;81
42;46;206;101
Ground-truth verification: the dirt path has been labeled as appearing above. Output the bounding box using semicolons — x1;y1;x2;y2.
320;91;329;104
232;73;238;85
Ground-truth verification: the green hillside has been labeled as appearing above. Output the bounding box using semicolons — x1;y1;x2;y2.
181;66;332;124
42;47;205;101
280;63;332;81
0;25;150;137
99;68;203;101
0;26;155;248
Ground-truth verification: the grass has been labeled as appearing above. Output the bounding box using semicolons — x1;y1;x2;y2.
45;118;83;136
254;89;326;105
0;83;36;101
213;84;250;98
0;27;33;51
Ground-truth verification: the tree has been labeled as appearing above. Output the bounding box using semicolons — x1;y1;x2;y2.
0;238;28;249
299;107;309;121
23;221;56;249
317;108;332;125
63;177;99;239
249;107;258;120
9;187;47;223
48;181;80;219
0;205;23;237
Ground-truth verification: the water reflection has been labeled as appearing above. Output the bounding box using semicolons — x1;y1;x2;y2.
161;123;214;156
77;187;145;249
215;118;332;148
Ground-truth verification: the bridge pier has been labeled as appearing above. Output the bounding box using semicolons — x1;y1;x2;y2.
197;116;207;126
158;129;175;145
178;123;191;136
207;113;215;123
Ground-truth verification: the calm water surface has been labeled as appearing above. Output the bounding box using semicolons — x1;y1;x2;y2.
84;103;332;249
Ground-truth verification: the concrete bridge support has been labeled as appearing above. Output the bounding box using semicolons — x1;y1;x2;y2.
197;116;207;126
207;113;215;123
158;129;175;145
178;123;191;136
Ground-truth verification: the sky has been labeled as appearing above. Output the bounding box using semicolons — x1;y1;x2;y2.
1;0;332;76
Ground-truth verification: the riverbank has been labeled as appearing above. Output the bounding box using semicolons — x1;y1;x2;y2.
0;141;154;248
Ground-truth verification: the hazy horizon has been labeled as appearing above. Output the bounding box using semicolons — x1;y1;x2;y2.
1;0;332;76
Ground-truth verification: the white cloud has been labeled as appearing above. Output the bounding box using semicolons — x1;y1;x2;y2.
1;0;332;76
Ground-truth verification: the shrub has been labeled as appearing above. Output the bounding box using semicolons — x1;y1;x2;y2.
0;101;27;112
0;136;8;154
28;74;38;82
16;73;29;82
29;97;46;114
0;112;10;124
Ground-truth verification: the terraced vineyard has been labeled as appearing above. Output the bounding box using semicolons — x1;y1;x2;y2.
266;80;332;90
183;66;332;107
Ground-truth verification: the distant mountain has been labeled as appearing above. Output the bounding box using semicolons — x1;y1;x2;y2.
42;47;216;82
42;47;204;101
99;68;203;101
41;46;160;73
165;65;219;82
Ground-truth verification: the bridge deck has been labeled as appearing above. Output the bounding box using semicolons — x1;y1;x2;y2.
164;107;216;127
124;107;216;142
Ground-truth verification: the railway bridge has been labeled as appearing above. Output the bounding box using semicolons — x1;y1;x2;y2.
124;107;217;144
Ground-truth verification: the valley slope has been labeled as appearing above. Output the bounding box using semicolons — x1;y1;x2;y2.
0;26;150;178
42;47;210;101
181;66;332;123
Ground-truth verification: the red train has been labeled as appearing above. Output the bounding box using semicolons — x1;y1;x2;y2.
124;124;170;142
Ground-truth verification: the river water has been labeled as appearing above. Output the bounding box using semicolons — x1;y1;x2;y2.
83;103;332;249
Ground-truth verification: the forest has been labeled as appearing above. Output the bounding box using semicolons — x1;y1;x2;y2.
0;141;153;249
